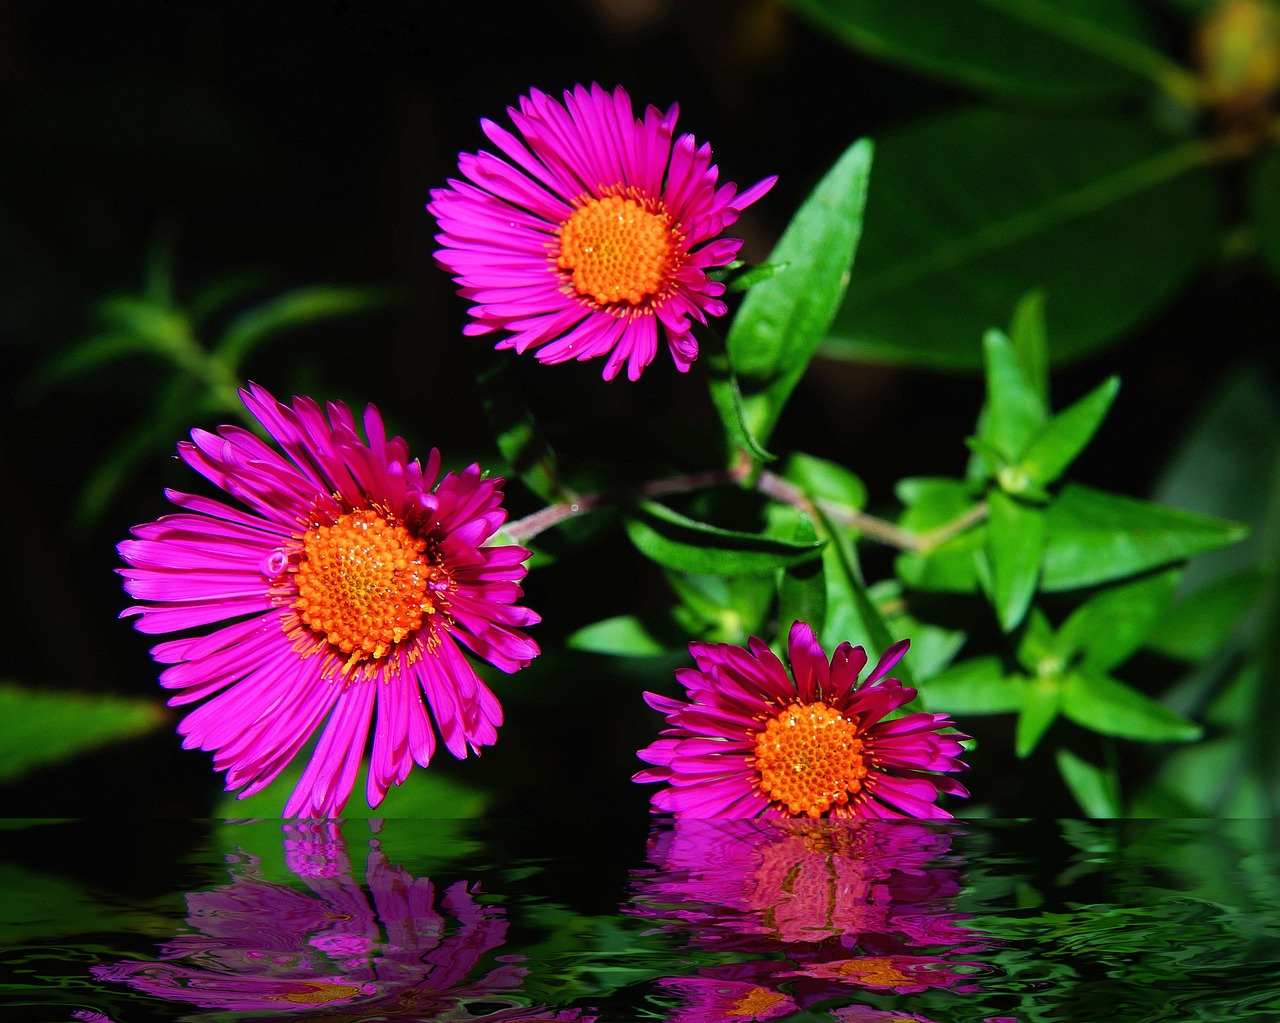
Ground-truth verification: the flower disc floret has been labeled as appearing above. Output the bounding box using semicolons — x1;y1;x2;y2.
634;621;970;819
428;82;775;381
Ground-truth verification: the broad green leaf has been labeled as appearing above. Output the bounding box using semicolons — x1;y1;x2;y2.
215;756;489;818
1020;375;1120;486
1017;676;1061;756
1056;747;1122;817
1145;565;1272;661
668;572;775;644
894;477;985;592
1060;670;1202;742
778;515;827;640
724;260;791;293
986;490;1046;632
1057;567;1181;672
475;349;570;503
566;615;670;657
980;329;1047;462
706;353;775;461
785;0;1162;100
1252;150;1280;285
922;656;1022;714
213;284;395;371
784;451;867;510
1041;484;1247;590
724;138;873;446
625;501;825;576
0;683;166;783
1008;289;1050;407
822;109;1219;368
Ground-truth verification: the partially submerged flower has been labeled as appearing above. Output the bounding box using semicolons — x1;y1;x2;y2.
635;622;969;818
428;82;775;381
118;384;538;816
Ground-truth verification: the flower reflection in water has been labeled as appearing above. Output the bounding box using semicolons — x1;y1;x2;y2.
91;821;591;1022
633;818;1003;1021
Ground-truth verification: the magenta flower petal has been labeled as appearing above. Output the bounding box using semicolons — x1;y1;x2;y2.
118;383;539;816
428;82;775;381
635;621;969;819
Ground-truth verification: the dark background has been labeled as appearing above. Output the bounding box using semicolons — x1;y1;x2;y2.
1;0;1273;817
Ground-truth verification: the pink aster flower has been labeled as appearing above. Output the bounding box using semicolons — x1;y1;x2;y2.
428;82;775;381
635;621;969;819
117;383;539;816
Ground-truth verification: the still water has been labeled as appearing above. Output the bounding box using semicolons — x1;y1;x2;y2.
1;817;1277;1022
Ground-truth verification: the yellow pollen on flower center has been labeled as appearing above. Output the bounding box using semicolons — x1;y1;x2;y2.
556;195;681;307
266;980;363;1004
726;985;787;1017
752;700;867;818
293;508;438;666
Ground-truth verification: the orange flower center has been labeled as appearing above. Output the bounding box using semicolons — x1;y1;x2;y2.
830;957;915;987
293;508;441;667
725;985;787;1018
267;980;363;1004
752;701;867;818
556;195;682;307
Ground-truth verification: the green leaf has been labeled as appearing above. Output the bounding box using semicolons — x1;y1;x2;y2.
779;515;827;639
566;615;670;657
1015;606;1062;673
821;109;1219;368
1008;289;1051;406
894;477;985;592
1057;567;1181;672
475;349;570;503
867;579;967;681
706;353;775;462
625;501;825;576
1020;375;1120;486
1060;670;1203;742
724;260;791;293
980;329;1048;462
1056;747;1122;817
784;451;867;510
1145;565;1273;661
986;490;1046;632
0;683;167;782
923;656;1022;714
815;520;898;673
784;0;1162;100
1017;676;1061;756
213;284;396;371
25;332;166;397
1041;484;1247;591
723;138;873;446
668;572;775;644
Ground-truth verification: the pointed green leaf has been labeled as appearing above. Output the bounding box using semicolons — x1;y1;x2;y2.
667;572;776;644
1146;565;1273;661
785;452;867;510
725;138;873;446
1041;484;1247;591
981;329;1048;462
707;352;775;462
922;656;1022;714
0;683;167;782
1060;670;1203;742
625;501;825;576
986;490;1046;632
779;515;827;639
724;260;791;293
214;284;396;371
1017;676;1061;756
784;0;1162;100
566;616;670;657
821;110;1219;368
1056;747;1123;817
1057;567;1181;672
1021;375;1120;486
867;579;966;681
1008;289;1050;407
894;477;985;592
816;520;898;672
1015;607;1062;674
